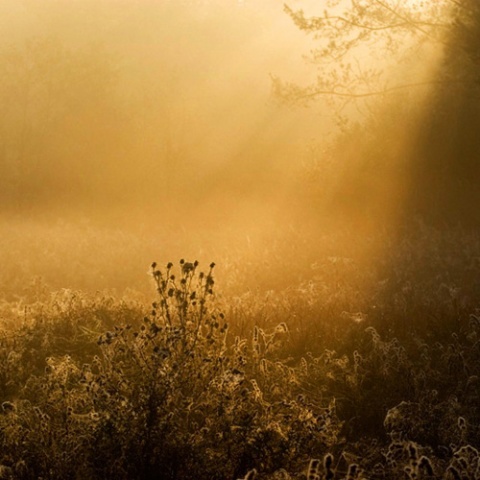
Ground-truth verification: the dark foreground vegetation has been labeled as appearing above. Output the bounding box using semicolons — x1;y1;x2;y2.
2;1;480;478
0;224;479;480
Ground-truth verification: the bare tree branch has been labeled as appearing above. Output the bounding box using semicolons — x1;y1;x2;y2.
289;11;449;33
292;79;464;100
372;0;441;40
279;0;474;109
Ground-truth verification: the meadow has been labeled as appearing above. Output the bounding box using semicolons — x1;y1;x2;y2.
1;1;480;478
0;215;479;480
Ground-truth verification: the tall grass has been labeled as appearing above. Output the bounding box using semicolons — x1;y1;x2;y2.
1;224;480;478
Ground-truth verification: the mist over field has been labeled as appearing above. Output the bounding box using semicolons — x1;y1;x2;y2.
0;0;441;295
2;1;480;479
1;0;319;215
0;0;335;296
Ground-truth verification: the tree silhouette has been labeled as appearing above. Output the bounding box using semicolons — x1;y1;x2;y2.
278;0;480;225
408;0;480;224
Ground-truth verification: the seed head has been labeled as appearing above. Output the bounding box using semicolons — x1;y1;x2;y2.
2;401;15;413
182;262;194;274
324;453;334;470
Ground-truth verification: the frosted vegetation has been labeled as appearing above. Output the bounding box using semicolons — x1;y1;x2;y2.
1;1;480;479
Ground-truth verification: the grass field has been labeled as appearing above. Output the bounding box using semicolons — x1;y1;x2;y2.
1;215;479;479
